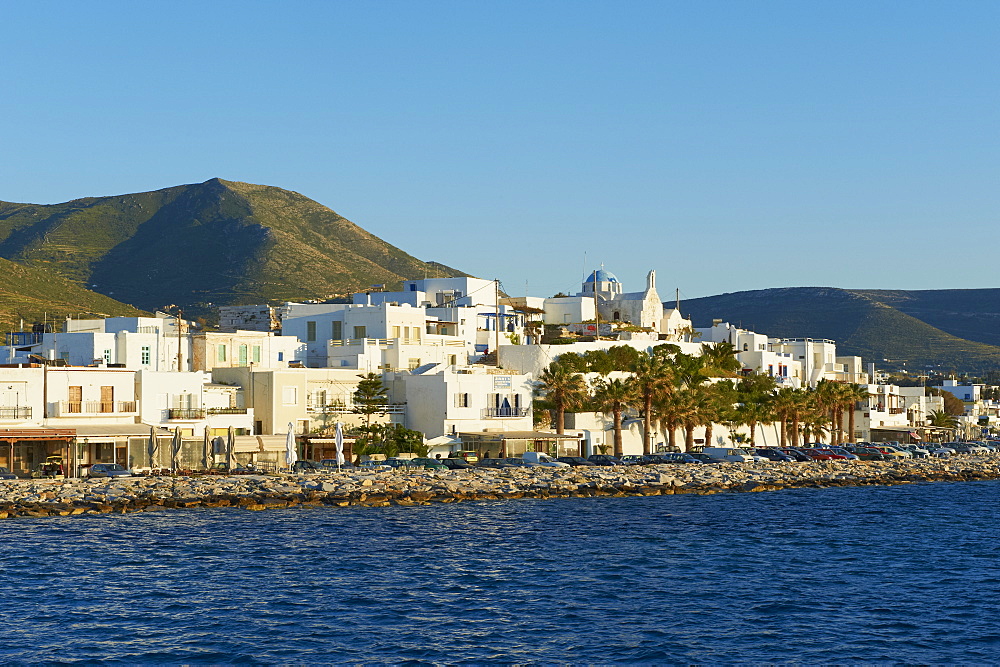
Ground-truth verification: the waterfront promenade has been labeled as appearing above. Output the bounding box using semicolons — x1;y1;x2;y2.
2;457;999;519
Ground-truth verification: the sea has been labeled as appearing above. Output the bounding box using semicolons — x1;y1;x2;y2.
2;480;999;664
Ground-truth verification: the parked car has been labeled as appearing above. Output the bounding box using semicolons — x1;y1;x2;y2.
522;452;570;467
437;457;473;470
477;458;516;469
408;457;448;470
556;456;596;466
688;452;727;464
0;466;17;480
88;463;132;479
501;457;536;468
754;448;795;462
779;448;815;462
448;450;480;463
587;454;625;466
620;454;651;465
799;448;843;461
319;458;354;470
291;460;323;473
652;452;702;465
357;460;392;471
847;446;888;461
825;447;859;460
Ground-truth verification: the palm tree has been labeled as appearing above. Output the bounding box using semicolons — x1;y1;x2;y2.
927;409;959;439
535;364;588;435
772;388;812;448
629;353;674;455
652;391;685;451
700;341;742;377
592;377;636;457
844;383;869;444
733;373;777;447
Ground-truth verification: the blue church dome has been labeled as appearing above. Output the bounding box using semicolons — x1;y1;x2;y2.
584;269;618;283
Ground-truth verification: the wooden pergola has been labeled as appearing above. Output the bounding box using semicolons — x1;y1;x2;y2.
0;428;76;477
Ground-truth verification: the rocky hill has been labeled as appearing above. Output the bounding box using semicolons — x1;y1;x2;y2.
0;178;465;320
0;256;147;334
679;287;1000;375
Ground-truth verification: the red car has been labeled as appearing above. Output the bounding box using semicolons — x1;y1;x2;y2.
800;448;844;461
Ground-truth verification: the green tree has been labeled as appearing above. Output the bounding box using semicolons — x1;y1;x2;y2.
353;372;389;451
535;364;588;435
629;353;674;455
592;377;636;457
700;341;742;377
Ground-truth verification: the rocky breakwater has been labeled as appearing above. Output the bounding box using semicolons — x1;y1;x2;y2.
2;456;1000;519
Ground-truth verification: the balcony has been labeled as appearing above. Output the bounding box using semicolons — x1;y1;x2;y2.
0;407;31;420
482;406;530;418
207;407;248;415
59;401;137;416
307;403;406;415
167;408;207;420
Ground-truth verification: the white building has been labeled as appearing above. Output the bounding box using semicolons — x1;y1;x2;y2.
385;364;534;440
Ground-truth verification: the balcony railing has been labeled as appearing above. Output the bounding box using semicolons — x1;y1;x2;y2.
167;408;207;420
307;403;406;414
0;407;31;420
482;407;530;418
59;401;137;415
207;407;248;415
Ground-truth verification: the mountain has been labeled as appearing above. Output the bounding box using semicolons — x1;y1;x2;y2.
679;287;1000;374
0;178;466;319
0;256;147;334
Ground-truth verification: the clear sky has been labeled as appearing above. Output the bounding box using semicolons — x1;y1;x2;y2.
3;1;999;301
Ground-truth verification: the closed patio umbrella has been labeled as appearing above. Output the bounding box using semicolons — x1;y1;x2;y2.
147;426;159;470
335;422;345;469
171;427;182;472
285;422;298;470
226;425;235;471
202;428;210;470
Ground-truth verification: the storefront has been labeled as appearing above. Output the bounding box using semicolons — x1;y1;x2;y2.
0;428;76;477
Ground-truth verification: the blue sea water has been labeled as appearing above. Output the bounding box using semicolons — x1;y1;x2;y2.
2;480;999;664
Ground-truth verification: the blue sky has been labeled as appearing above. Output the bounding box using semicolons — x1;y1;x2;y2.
3;1;999;300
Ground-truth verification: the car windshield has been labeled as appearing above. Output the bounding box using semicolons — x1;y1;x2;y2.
106;464;125;471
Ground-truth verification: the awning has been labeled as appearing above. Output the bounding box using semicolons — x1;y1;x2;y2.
0;428;75;442
232;435;292;453
458;430;582;440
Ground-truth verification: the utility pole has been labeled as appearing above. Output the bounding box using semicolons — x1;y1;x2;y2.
176;309;184;372
592;269;599;340
494;279;501;368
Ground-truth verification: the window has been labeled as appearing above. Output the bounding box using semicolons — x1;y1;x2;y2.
408;358;421;371
239;344;248;366
103;349;112;364
282;386;298;405
454;393;469;407
141;346;151;365
277;352;284;362
217;345;227;363
252;345;261;363
392;326;401;339
332;321;342;341
353;326;367;339
68;386;82;413
100;386;114;413
411;327;420;341
306;321;317;342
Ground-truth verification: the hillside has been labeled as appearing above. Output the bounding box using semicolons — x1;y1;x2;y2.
0;256;147;334
0;178;466;319
679;287;1000;374
851;288;1000;348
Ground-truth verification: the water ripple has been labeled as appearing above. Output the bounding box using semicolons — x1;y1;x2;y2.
1;483;999;662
